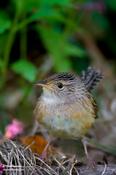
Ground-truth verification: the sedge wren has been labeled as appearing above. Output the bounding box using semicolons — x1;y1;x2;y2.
34;67;102;155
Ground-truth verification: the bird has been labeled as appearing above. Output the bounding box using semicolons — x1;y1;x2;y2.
34;67;103;158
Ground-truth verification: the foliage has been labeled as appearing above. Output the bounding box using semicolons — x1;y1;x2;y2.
0;0;116;134
0;0;111;89
11;59;38;82
0;0;77;88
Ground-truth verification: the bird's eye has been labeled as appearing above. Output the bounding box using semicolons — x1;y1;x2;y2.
57;82;63;89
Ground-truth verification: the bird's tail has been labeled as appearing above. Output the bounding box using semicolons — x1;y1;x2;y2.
81;67;103;92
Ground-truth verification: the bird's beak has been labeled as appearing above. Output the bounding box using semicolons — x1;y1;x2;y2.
35;80;47;88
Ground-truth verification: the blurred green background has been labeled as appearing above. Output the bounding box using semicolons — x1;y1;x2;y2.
0;0;116;143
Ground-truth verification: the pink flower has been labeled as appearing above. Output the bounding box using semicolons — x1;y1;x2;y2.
0;163;4;174
5;119;24;139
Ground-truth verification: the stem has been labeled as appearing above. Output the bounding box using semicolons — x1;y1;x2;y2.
14;18;32;32
20;24;27;58
0;17;18;89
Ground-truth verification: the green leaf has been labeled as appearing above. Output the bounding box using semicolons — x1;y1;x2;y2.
64;44;86;58
106;0;116;10
0;11;11;34
12;0;41;14
12;0;70;15
41;0;70;6
30;7;64;22
37;25;86;72
0;58;5;73
11;59;37;82
38;27;72;72
92;12;109;30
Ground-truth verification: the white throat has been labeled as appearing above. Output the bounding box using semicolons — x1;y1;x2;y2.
41;89;60;105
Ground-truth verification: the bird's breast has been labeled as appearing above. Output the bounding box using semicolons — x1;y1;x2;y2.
36;98;95;139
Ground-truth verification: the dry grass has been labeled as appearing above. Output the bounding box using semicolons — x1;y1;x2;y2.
0;139;115;175
0;139;79;175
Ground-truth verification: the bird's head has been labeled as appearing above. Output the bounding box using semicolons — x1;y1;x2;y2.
36;73;85;102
